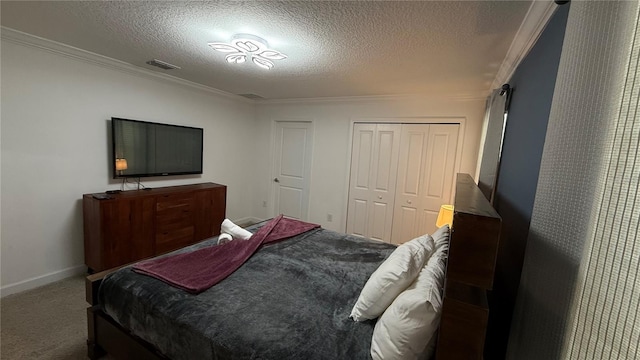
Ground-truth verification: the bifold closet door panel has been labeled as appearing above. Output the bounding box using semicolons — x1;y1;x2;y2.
346;123;401;242
421;124;459;213
347;124;375;238
392;124;430;244
391;124;459;244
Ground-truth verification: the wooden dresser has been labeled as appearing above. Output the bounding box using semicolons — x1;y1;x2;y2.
436;174;501;359
83;183;226;272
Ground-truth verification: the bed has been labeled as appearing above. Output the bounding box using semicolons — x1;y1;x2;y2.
86;173;501;360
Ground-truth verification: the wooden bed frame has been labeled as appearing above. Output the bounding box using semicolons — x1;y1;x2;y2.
86;173;501;360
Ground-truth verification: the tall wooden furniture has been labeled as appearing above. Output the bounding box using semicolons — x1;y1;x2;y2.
436;173;501;359
83;183;226;272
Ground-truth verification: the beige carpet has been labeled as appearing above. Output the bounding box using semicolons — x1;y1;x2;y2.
1;275;113;360
1;222;263;359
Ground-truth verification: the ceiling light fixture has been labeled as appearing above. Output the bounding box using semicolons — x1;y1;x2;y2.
208;34;287;70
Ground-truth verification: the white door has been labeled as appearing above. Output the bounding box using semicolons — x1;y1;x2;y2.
272;121;314;220
346;123;401;242
391;124;459;244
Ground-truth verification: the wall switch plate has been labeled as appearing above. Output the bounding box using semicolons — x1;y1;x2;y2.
327;213;333;222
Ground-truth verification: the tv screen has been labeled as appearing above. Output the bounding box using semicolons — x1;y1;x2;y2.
111;117;203;178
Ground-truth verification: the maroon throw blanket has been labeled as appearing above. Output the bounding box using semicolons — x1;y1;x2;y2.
132;215;319;293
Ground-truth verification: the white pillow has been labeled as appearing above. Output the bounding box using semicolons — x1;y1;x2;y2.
371;249;447;360
350;234;435;321
431;224;450;249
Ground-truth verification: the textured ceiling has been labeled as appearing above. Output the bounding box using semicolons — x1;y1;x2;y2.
1;1;532;100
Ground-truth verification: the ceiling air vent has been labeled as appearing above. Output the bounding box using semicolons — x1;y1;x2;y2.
238;93;265;100
145;59;181;70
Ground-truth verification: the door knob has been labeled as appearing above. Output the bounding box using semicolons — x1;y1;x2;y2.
274;178;280;183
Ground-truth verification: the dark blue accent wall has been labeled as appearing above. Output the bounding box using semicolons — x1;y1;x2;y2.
486;4;570;359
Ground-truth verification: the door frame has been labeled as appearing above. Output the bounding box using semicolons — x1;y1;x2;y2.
268;119;315;220
343;117;465;233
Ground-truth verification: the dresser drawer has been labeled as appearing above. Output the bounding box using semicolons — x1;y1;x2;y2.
156;194;194;212
156;194;194;223
156;215;194;233
156;226;195;254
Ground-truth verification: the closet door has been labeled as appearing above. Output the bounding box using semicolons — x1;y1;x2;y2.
346;123;401;242
391;124;459;244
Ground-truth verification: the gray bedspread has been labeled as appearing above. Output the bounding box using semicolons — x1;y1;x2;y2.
98;224;396;360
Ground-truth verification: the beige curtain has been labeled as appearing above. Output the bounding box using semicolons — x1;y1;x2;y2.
563;2;640;358
507;1;640;359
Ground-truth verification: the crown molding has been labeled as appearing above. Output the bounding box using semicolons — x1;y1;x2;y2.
0;26;253;104
257;91;489;105
491;1;558;89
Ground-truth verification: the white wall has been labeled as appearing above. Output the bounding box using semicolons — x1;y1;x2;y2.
0;38;257;294
253;97;486;232
0;33;488;296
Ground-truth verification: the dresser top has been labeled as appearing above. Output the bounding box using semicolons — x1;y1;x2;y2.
84;182;226;200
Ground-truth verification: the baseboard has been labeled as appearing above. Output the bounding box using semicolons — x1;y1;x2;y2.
0;219;263;298
0;264;86;298
233;217;265;228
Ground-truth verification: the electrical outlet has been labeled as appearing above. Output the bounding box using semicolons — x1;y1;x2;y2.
327;213;333;222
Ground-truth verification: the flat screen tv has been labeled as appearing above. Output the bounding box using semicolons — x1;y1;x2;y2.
111;117;203;179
